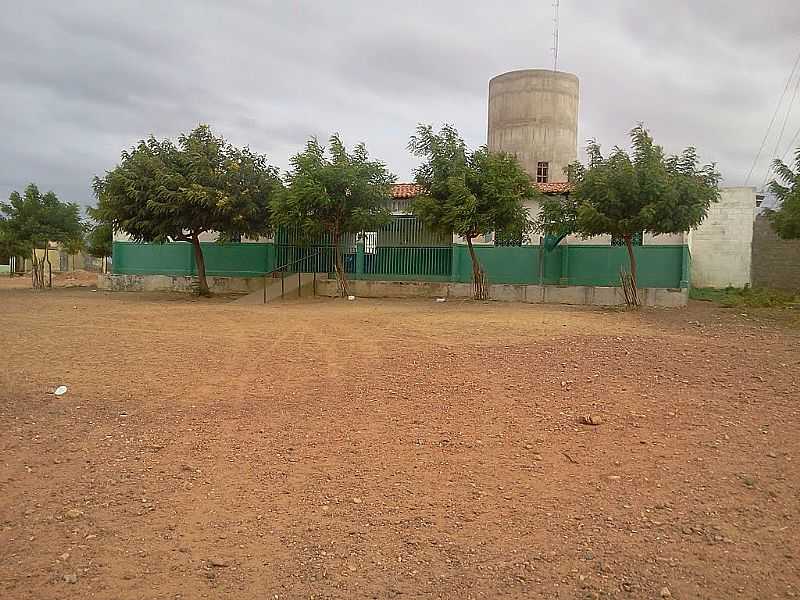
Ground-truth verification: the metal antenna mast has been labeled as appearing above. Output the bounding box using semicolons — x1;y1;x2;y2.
552;0;560;71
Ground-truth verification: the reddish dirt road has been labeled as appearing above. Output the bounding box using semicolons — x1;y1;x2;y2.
1;280;798;599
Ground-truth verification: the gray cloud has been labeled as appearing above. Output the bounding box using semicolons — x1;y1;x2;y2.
1;0;798;210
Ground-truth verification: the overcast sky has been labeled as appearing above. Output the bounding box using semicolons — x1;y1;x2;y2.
1;0;799;210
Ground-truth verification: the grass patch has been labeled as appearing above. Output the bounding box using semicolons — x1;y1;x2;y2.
690;286;798;308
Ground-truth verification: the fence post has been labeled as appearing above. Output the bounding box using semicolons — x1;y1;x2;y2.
450;242;460;282
559;244;569;285
356;238;365;278
538;237;544;285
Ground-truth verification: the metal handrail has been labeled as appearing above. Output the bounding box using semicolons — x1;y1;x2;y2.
263;250;324;303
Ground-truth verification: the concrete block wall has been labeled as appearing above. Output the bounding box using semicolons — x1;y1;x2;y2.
98;273;267;293
689;187;756;288
315;278;687;307
99;273;688;307
751;214;800;290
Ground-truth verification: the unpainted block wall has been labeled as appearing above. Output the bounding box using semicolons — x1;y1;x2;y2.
751;214;800;290
690;187;756;288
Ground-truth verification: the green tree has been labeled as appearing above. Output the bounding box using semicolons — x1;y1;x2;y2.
0;184;82;287
92;125;281;296
537;124;720;305
63;230;86;271
0;216;27;270
766;148;800;239
85;220;113;272
408;124;536;299
272;134;395;296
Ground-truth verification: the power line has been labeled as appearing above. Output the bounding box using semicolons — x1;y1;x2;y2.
779;122;800;165
745;48;800;185
763;65;800;186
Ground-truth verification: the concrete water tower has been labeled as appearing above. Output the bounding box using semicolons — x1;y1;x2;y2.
487;69;579;183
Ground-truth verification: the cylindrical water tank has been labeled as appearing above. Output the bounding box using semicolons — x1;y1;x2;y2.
488;69;579;183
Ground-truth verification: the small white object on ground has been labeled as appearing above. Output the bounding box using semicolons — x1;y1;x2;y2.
54;385;68;396
435;298;447;302
347;295;356;301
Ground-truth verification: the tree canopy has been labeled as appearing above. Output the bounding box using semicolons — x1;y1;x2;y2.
408;124;536;298
0;184;82;249
92;124;282;295
537;124;720;304
62;229;87;270
0;184;82;286
766;148;800;239
85;221;113;259
272;134;395;295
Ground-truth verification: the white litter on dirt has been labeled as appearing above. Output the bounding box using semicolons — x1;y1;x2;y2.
54;385;68;396
347;295;356;301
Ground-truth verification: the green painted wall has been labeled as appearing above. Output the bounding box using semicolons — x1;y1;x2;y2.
452;245;540;284
201;243;274;277
451;243;688;288
561;245;684;288
113;241;274;277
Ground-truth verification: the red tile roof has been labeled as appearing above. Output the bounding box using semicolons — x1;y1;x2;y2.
390;181;572;198
536;181;574;194
391;183;425;198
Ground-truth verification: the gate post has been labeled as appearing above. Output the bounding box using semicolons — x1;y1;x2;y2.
680;245;690;289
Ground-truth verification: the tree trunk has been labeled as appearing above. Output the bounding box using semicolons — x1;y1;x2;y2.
45;250;52;288
31;247;38;288
466;236;488;300
191;234;211;297
622;234;640;307
332;230;349;297
31;247;47;289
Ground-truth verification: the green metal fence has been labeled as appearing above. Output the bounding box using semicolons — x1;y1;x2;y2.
112;217;690;289
361;216;451;280
273;217;452;280
274;227;357;273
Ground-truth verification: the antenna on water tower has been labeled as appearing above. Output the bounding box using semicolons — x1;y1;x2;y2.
552;0;560;71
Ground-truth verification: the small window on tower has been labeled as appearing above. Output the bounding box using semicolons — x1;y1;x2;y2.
536;161;549;183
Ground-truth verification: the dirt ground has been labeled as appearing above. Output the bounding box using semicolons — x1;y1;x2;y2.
1;275;799;599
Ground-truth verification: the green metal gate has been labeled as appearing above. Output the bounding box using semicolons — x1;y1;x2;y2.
365;216;452;280
274;217;453;280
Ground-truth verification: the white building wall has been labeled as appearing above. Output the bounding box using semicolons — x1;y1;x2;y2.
644;232;686;245
689;187;756;288
522;198;686;246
